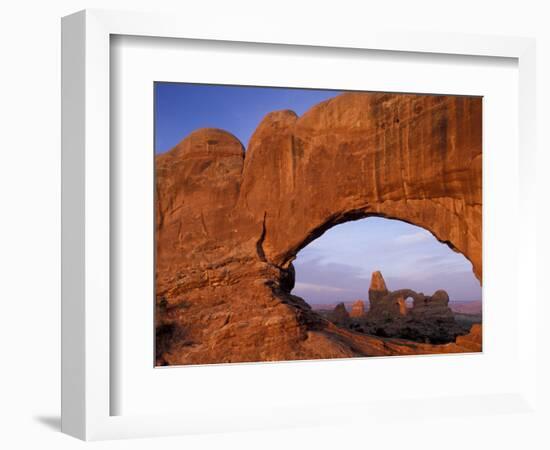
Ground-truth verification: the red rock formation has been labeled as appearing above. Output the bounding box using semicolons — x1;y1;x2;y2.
396;296;408;316
411;289;455;322
364;271;464;343
155;92;482;365
455;324;483;352
329;302;351;326
368;271;410;320
369;271;389;303
350;300;366;318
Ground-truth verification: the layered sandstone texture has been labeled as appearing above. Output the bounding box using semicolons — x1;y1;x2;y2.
155;92;482;365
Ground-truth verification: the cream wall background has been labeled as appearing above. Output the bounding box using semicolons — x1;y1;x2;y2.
0;1;548;449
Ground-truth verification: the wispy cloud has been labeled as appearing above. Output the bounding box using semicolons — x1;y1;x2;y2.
293;282;350;293
393;230;431;245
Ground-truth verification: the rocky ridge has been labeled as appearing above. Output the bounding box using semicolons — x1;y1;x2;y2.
326;271;469;344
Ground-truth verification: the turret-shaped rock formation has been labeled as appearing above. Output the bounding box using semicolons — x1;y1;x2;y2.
368;271;408;320
365;271;462;343
369;271;388;301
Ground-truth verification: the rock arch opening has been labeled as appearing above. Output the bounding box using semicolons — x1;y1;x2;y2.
290;217;481;344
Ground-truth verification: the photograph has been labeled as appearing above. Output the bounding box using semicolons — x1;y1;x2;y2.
154;84;483;366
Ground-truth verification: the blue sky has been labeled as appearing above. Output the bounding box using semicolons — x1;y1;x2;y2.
155;83;482;304
155;83;341;153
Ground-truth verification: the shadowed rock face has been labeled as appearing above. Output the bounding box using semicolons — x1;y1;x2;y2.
329;303;351;327
155;92;482;365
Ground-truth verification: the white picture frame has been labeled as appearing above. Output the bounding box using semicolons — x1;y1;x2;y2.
61;9;538;441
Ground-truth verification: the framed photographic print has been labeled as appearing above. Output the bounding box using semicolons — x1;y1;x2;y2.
62;9;538;441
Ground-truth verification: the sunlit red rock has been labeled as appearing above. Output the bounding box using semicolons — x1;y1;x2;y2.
350;300;366;318
155;92;482;365
455;324;483;352
362;271;464;343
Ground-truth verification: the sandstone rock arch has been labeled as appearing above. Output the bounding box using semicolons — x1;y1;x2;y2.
239;93;481;280
155;92;482;365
